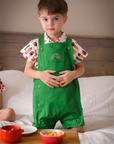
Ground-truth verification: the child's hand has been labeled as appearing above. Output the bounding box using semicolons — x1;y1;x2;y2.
40;70;60;88
57;70;74;87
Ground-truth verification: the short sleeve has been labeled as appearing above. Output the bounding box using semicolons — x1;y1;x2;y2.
72;39;88;64
20;39;39;64
0;79;6;93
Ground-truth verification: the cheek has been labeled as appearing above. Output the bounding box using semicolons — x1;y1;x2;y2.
58;22;64;28
41;23;47;29
56;22;62;27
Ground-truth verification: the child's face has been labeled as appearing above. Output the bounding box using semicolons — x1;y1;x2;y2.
39;9;68;40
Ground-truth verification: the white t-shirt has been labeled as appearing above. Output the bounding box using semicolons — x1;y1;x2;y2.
20;32;88;69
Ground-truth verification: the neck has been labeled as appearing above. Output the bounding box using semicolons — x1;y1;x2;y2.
47;31;62;42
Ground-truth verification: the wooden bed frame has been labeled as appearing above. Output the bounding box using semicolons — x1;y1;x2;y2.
0;32;114;77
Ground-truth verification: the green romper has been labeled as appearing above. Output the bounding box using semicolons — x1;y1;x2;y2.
33;37;85;129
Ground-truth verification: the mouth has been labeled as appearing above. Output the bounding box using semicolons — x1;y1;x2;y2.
48;28;54;31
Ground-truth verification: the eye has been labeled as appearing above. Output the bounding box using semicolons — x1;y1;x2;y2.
54;17;58;21
43;18;48;21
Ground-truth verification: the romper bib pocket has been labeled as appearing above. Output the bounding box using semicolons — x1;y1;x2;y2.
47;50;64;62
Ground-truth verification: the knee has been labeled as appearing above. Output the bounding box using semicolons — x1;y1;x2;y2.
5;108;16;121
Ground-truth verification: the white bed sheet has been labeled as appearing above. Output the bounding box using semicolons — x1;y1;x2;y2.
78;126;114;144
0;70;114;144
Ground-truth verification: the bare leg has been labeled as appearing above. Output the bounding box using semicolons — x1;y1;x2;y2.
0;108;16;121
69;126;85;133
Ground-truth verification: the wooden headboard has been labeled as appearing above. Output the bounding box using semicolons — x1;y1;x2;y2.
0;32;114;77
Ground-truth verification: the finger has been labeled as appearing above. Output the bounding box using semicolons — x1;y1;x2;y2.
57;75;64;80
49;81;59;87
59;71;66;74
46;83;54;88
48;70;56;73
60;82;67;87
50;79;60;87
51;75;58;80
57;76;63;81
60;80;66;85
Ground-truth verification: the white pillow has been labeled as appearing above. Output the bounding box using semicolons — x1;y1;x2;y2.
1;70;33;115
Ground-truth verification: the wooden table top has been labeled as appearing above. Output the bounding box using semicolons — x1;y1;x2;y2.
0;129;80;144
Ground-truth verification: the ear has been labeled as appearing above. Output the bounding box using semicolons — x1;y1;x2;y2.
63;15;68;24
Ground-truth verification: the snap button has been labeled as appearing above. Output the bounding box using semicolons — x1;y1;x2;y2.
40;47;44;51
67;46;71;50
38;85;40;88
38;121;41;124
75;102;78;106
76;118;80;123
38;103;41;107
39;67;42;70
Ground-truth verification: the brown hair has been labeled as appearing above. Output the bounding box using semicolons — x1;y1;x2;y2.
38;0;68;16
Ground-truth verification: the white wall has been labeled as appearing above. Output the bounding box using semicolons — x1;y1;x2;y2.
0;0;114;37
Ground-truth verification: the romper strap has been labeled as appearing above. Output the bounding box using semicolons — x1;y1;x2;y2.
66;37;72;46
38;36;44;46
66;37;74;68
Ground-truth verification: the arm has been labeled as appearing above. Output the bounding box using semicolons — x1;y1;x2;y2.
58;61;84;87
24;61;42;79
71;61;85;79
24;61;60;88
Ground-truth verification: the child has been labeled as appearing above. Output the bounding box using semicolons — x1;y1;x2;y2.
20;0;88;133
0;79;16;121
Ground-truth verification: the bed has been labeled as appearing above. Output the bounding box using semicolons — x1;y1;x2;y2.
0;32;114;144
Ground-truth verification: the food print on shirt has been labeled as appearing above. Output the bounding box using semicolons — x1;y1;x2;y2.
20;32;88;69
0;79;6;93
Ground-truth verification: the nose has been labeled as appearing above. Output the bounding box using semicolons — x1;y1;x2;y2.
48;19;53;26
